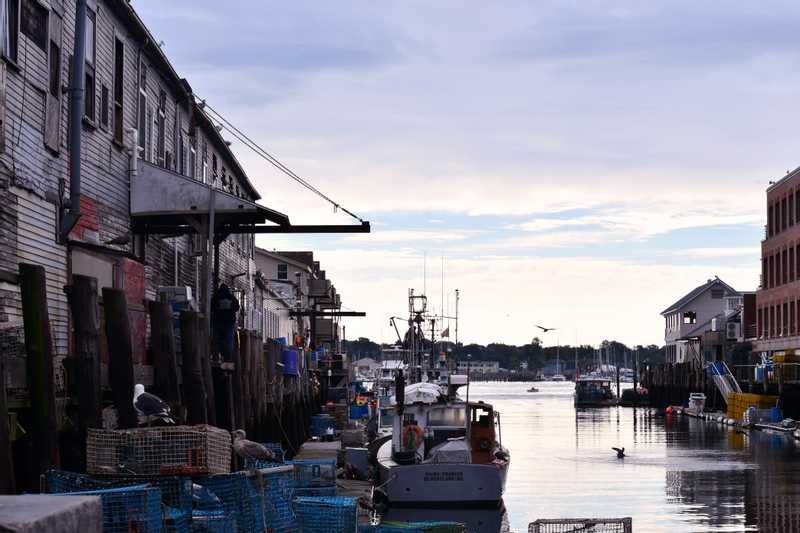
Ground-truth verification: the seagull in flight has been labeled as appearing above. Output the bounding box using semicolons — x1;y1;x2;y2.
612;447;626;459
133;384;174;425
535;325;557;333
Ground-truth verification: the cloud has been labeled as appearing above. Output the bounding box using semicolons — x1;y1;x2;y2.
674;247;761;258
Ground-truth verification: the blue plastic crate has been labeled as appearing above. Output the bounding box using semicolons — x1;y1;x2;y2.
54;484;163;533
294;496;357;533
288;459;337;488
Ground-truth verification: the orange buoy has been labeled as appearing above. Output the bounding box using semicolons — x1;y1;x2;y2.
665;406;673;414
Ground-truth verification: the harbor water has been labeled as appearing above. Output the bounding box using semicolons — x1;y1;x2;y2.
385;381;800;532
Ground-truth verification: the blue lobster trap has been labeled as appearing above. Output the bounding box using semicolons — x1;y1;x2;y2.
293;496;357;533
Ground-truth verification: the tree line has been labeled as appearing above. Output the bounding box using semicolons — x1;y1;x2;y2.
342;337;666;371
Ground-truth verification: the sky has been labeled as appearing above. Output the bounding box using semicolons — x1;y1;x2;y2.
133;1;800;347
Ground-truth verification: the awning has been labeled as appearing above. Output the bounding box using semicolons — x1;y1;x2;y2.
131;160;289;235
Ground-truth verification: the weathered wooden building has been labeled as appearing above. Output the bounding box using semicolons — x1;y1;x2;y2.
0;0;267;389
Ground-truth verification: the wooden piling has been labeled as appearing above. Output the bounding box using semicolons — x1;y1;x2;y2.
148;300;182;419
102;288;138;429
180;310;207;424
213;366;235;430
64;275;102;449
199;316;216;426
19;263;60;479
0;332;15;494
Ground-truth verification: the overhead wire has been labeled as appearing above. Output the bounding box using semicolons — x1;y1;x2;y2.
196;97;365;224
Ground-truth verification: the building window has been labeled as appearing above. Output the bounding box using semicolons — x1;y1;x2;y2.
212;154;217;182
201;140;208;183
157;88;166;166
768;204;774;237
784;303;789;336
683;311;697;324
48;37;60;98
112;37;124;142
20;0;46;51
137;62;147;150
711;288;724;299
146;104;154;162
83;8;96;122
783;197;788;232
791;195;795;227
277;263;288;280
99;84;109;129
791;247;796;282
189;139;196;179
1;0;20;63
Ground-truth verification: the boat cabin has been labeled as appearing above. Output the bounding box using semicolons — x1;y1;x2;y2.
467;402;500;464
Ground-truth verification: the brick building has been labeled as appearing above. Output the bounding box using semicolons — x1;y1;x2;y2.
0;1;270;386
755;166;800;355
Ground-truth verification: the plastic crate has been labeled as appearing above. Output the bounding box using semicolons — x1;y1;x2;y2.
87;425;231;476
289;459;337;488
54;484;162;533
294;496;357;533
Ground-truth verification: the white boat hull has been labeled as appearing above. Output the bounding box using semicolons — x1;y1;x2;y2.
378;444;508;505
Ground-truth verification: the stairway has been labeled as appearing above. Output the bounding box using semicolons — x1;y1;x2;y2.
707;360;741;403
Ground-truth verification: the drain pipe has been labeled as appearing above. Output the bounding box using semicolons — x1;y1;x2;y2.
61;0;87;239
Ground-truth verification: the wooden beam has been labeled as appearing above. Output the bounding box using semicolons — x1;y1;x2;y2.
180;310;207;425
19;263;60;480
64;275;102;439
102;288;138;429
0;327;14;493
148;299;182;420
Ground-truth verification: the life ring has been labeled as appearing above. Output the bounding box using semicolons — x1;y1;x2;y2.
402;425;424;449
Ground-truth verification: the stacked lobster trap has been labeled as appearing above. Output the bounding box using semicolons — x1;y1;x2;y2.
86;425;232;477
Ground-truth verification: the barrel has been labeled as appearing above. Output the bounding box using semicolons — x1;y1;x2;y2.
282;349;299;375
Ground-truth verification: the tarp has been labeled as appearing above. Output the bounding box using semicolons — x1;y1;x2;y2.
393;382;443;405
425;438;470;464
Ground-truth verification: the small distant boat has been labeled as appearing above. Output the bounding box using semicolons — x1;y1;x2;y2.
527;386;539;393
551;374;566;382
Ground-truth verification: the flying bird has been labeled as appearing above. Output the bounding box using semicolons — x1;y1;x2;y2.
232;430;277;464
535;325;557;332
133;383;175;425
612;447;625;459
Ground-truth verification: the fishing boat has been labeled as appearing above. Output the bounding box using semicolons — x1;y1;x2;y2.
376;378;510;506
550;374;566;382
574;376;618;407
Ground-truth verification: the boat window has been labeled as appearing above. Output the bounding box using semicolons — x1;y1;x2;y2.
380;408;394;427
427;407;466;427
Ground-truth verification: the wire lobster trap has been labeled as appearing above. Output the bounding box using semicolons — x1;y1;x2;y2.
87;425;231;476
529;518;633;533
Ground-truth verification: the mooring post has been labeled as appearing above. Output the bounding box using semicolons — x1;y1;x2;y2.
199;316;216;426
180;310;207;424
616;364;621;399
102;288;138;429
0;333;15;494
148;299;182;420
64;275;102;454
19;263;60;481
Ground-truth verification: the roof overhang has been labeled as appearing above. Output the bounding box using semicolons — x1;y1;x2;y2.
131;160;289;235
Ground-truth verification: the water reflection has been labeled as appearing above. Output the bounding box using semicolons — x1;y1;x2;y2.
391;381;800;532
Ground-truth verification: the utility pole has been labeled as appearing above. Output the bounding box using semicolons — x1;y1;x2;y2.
455;289;459;347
